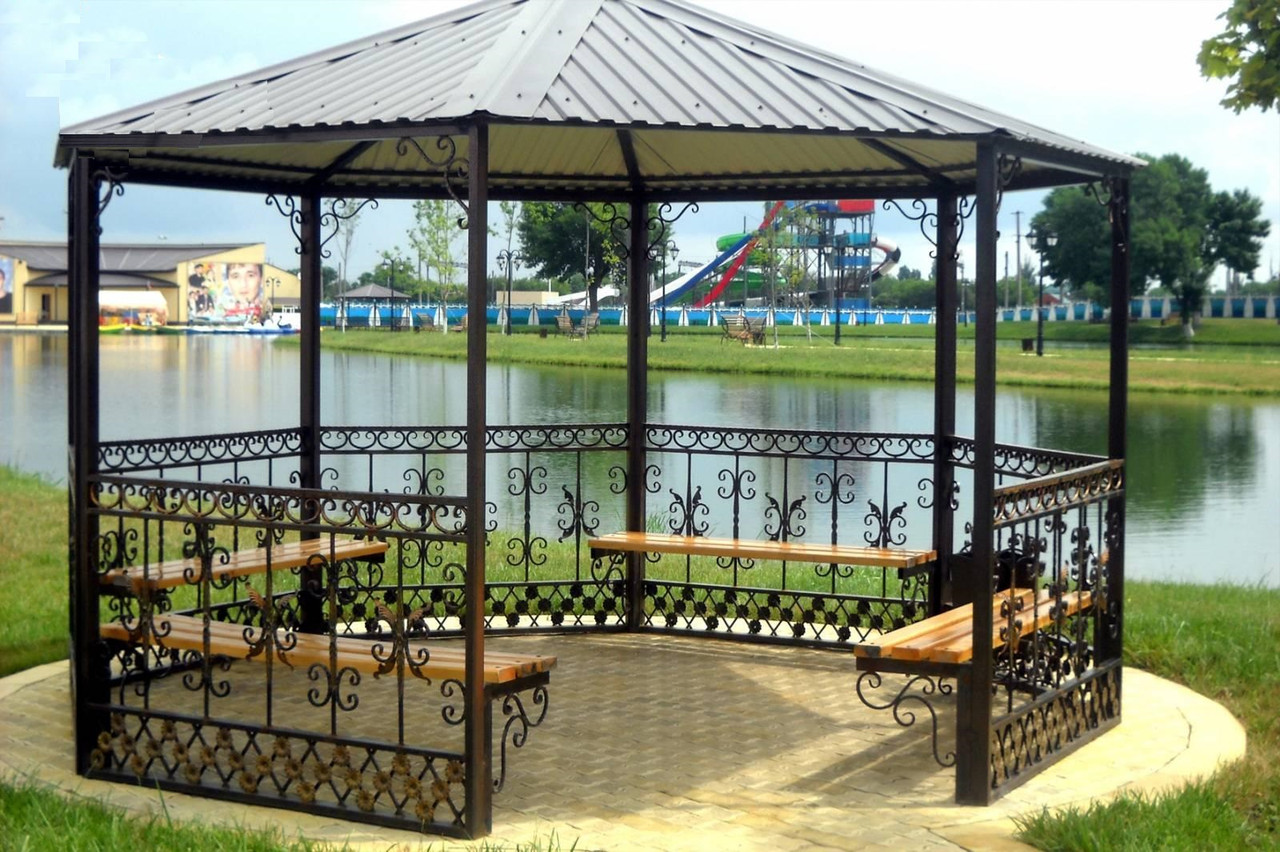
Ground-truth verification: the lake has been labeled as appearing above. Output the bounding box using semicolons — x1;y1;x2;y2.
1;332;1276;587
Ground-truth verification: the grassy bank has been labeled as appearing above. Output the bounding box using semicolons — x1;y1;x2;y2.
2;466;1277;848
304;318;1280;396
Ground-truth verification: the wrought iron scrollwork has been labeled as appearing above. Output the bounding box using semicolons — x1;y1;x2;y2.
574;202;631;260
320;198;378;257
855;671;955;767
397;136;470;227
646;201;699;259
494;685;549;792
92;167;127;223
882;199;938;256
864;499;907;548
265;195;304;249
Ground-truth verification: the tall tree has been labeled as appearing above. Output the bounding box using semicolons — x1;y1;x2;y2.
407;200;463;302
1198;0;1280;113
1208;188;1270;291
333;202;364;288
518;202;658;310
1031;189;1114;301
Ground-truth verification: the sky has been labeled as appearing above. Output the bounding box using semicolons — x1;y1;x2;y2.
1;0;1277;289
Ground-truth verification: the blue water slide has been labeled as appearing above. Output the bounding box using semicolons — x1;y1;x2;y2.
648;233;753;305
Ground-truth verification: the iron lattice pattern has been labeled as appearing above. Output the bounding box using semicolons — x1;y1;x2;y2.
89;709;467;832
989;663;1121;792
642;578;927;644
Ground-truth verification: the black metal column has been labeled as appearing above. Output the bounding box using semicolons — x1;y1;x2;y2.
956;142;1000;805
463;123;492;838
297;192;326;633
931;193;958;614
625;191;649;630
1100;177;1130;669
299;192;323;490
68;154;105;773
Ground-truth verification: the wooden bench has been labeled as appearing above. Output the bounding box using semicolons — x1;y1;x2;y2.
101;613;556;685
588;531;935;570
100;537;388;593
854;586;1093;671
719;315;764;345
448;314;469;333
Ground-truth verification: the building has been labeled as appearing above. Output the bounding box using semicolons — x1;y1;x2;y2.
0;241;300;326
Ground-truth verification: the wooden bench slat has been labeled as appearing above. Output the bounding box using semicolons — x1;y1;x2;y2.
588;532;935;569
101;538;389;592
101;614;556;684
854;588;1092;665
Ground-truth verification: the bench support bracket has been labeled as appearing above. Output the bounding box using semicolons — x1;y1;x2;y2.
855;670;956;768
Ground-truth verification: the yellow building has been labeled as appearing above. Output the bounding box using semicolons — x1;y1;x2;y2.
0;241;300;327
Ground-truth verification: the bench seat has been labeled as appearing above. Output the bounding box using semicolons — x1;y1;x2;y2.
854;586;1093;666
101;538;389;593
588;531;935;570
101;613;556;685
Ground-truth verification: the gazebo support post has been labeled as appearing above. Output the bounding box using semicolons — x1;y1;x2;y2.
463;122;493;837
955;142;1000;805
1100;177;1130;671
69;153;106;771
931;192;958;614
625;191;649;630
298;191;325;633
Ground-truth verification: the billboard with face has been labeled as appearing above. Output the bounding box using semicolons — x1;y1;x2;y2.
188;262;263;323
0;256;13;314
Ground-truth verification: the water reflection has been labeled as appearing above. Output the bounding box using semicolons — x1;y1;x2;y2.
1;333;1275;586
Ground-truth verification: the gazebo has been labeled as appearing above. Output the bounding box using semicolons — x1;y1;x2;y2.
57;0;1134;839
335;282;412;329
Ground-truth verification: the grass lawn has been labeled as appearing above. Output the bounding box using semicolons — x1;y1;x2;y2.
305;318;1280;397
2;465;1277;849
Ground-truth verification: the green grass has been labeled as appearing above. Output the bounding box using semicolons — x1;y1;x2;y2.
4;467;1278;848
0;777;329;851
305;319;1280;396
1015;581;1280;850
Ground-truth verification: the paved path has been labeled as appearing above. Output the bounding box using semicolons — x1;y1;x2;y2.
0;633;1244;851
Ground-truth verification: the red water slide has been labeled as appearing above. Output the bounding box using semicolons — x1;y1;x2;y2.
693;200;787;308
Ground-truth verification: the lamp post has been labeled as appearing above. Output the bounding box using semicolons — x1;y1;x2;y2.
1026;228;1057;356
265;275;280;319
497;249;518;336
381;258;395;331
660;239;678;342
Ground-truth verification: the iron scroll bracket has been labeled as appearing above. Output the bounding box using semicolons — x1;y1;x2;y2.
855;668;957;768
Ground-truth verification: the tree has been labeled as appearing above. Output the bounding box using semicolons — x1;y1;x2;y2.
1030;188;1113;302
1198;0;1280;113
408;200;464;302
1208;188;1270;292
518;202;657;311
896;264;922;281
332;202;364;288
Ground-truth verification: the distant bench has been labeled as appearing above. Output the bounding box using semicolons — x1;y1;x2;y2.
719;315;764;345
588;531;936;571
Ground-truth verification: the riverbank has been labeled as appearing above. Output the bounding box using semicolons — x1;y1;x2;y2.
302;318;1280;396
2;465;1276;850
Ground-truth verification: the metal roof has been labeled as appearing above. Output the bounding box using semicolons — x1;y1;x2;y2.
0;241;252;272
337;283;412;300
55;0;1140;198
27;272;177;289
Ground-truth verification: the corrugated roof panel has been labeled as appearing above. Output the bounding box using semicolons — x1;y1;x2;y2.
56;0;1140;191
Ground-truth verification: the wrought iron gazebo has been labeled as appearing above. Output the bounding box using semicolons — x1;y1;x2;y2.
57;0;1135;839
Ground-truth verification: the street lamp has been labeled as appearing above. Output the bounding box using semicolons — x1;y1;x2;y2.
1026;228;1057;356
660;239;678;342
381;258;395;331
497;249;519;336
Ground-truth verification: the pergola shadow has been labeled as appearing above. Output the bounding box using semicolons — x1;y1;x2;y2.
58;0;1135;839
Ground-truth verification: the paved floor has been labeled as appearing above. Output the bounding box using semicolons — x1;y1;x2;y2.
0;633;1245;851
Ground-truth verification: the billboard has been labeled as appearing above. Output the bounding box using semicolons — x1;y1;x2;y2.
188;262;264;323
0;256;12;314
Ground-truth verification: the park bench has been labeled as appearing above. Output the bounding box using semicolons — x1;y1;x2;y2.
556;313;586;339
412;311;438;332
448;314;468;333
581;311;600;336
100;534;556;716
852;585;1092;672
719;314;764;344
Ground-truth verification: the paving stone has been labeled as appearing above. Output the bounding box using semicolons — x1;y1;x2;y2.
0;638;1246;851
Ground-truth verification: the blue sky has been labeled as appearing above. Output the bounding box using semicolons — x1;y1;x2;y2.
1;0;1276;287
